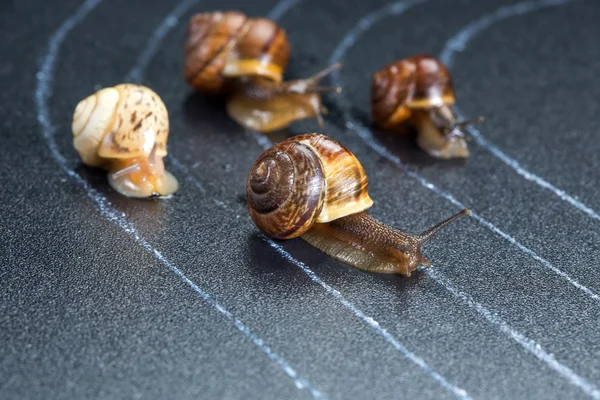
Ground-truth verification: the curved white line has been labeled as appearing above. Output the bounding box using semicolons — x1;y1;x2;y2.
127;0;201;83
427;269;600;400
135;0;469;395
226;1;469;398
327;1;600;398
439;0;574;64
329;0;428;68
267;239;472;400
124;0;206;194
344;119;600;303
439;0;600;222
250;130;275;151
328;0;599;301
34;1;323;398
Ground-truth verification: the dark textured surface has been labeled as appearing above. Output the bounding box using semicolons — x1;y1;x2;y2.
1;0;600;399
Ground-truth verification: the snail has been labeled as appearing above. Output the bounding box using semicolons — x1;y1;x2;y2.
184;11;290;94
184;11;341;132
371;55;483;159
247;133;469;275
72;84;179;198
225;63;342;132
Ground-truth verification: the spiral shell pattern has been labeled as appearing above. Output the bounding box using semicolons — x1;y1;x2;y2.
247;139;326;239
247;134;373;239
371;59;415;130
184;11;289;94
371;55;456;128
72;84;169;167
72;87;120;166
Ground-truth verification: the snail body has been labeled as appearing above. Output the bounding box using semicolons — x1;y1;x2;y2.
72;84;178;198
371;55;482;159
247;133;469;275
226;64;342;132
184;11;340;132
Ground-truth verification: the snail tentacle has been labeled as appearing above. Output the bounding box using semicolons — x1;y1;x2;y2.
371;55;483;159
72;84;179;198
247;134;469;276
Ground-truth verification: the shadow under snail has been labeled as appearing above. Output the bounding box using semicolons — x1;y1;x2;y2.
72;84;179;198
371;54;483;159
246;133;470;276
184;11;341;132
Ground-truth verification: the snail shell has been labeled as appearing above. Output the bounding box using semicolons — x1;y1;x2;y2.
184;11;290;93
247;133;470;275
183;11;339;132
247;134;373;239
72;84;178;198
371;54;481;159
371;55;455;128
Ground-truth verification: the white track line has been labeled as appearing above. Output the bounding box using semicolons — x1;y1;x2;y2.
438;0;600;222
344;118;600;303
34;0;323;397
225;1;471;398
326;1;600;398
267;239;472;400
330;0;428;66
328;0;600;302
126;0;201;83
427;269;600;400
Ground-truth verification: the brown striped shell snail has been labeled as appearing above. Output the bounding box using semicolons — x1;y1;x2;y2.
371;55;483;159
184;11;341;132
72;84;179;198
247;133;469;275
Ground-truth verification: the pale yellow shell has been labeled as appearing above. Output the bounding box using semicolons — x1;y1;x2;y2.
293;134;373;223
72;84;169;167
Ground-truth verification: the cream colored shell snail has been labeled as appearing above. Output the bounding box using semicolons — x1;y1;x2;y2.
72;84;179;198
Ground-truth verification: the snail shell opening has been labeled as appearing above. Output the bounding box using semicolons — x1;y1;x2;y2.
184;12;290;93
